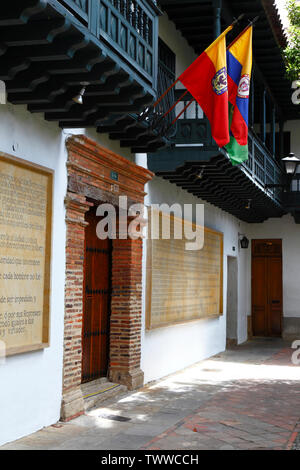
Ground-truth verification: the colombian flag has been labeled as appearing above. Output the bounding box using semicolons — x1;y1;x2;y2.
225;26;253;164
179;26;233;148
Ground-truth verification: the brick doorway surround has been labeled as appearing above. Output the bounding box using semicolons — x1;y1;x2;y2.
61;136;153;420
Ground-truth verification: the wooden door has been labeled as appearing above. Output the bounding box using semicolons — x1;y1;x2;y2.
251;239;282;337
82;206;112;383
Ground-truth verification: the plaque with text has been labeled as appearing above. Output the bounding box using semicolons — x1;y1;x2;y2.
0;153;52;356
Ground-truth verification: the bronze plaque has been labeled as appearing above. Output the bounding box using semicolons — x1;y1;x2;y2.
0;153;52;356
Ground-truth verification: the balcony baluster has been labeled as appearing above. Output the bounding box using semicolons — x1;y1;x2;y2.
171;91;285;204
56;0;158;88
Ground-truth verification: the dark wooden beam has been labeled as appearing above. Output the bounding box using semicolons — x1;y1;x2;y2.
279;120;285;160
212;0;222;39
270;104;276;158
260;87;266;143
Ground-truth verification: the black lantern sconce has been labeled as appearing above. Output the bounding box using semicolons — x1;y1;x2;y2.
265;153;300;190
238;233;249;249
282;153;300;176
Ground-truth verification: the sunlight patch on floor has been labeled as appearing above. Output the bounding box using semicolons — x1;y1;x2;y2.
148;359;300;389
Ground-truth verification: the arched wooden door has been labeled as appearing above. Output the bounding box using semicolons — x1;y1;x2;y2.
82;206;112;383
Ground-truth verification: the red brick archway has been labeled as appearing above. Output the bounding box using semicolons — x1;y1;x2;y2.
61;136;153;420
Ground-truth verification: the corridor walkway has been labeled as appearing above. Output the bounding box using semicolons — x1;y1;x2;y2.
1;339;300;450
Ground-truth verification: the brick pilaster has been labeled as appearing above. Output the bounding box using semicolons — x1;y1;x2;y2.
61;193;92;420
109;236;144;389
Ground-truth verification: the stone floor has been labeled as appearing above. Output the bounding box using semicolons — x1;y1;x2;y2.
1;338;300;450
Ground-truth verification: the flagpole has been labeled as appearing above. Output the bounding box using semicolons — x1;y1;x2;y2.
152;78;180;109
146;15;249;136
150;90;189;128
152;16;244;110
226;16;259;50
160;98;195;136
163;15;257;130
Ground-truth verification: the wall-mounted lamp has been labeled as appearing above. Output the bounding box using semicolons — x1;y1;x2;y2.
196;167;205;180
240;236;249;249
245;199;251;210
282;153;300;177
265;152;300;189
72;81;89;105
238;233;249;249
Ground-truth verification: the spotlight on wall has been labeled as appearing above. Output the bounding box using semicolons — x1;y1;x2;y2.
238;233;249;249
245;199;251;210
196;167;205;180
72;82;89;105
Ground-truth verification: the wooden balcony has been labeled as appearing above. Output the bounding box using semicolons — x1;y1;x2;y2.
0;0;167;150
55;0;158;90
148;95;287;223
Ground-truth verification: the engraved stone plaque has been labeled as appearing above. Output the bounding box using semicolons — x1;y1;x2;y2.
0;153;52;356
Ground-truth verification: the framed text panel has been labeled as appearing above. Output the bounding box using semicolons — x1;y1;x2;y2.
0;153;53;356
146;210;223;330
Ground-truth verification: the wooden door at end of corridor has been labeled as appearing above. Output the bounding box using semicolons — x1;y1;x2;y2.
82;206;112;384
252;239;282;337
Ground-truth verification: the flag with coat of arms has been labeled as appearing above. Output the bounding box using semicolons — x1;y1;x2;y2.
225;26;253;165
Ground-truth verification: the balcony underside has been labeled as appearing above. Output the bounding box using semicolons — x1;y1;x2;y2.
148;148;286;223
0;0;166;152
283;192;300;224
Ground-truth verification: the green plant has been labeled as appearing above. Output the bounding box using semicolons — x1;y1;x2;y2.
283;0;300;80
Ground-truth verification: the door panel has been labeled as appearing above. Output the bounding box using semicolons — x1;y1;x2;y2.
252;240;282;337
252;257;267;336
268;257;282;336
82;207;111;383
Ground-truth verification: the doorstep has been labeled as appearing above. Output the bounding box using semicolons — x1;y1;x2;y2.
81;378;127;411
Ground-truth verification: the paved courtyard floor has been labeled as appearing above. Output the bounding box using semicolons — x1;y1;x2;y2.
1;338;300;451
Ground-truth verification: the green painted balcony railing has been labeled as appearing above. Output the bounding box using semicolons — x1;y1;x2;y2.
172;92;285;204
56;0;159;88
245;131;283;203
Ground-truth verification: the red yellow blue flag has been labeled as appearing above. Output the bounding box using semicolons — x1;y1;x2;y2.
179;25;233;148
225;26;253;164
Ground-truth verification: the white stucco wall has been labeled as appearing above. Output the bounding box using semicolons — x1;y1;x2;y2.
0;103;67;446
136;154;249;384
0;103;133;446
159;13;196;77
